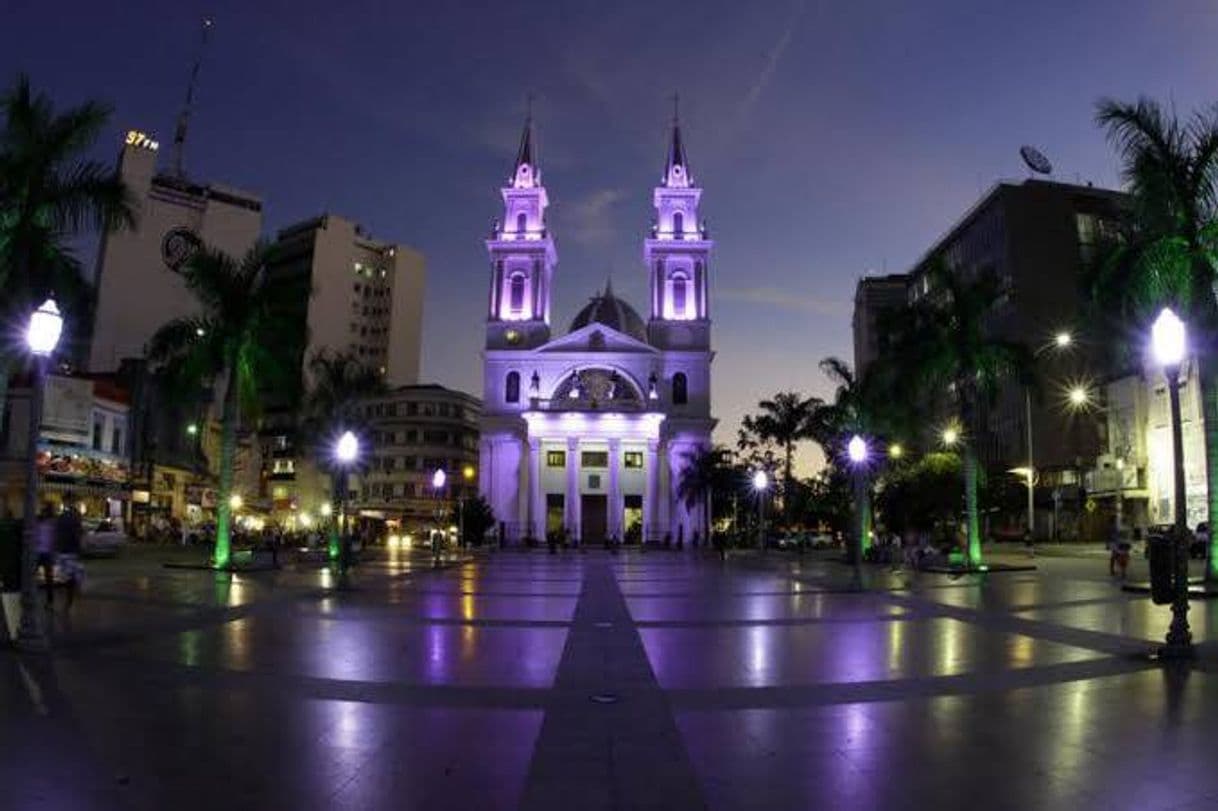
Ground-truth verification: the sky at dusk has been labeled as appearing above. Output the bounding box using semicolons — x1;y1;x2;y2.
4;0;1218;473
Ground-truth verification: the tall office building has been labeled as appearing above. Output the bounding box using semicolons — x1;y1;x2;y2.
266;214;425;390
88;129;263;373
852;274;908;378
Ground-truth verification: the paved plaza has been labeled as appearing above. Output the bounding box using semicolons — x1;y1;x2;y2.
4;545;1218;810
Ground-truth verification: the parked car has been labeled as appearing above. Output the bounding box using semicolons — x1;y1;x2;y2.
82;519;126;557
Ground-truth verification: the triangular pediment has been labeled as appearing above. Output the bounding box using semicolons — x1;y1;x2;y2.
536;323;657;354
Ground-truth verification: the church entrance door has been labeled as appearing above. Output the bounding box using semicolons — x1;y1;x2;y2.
581;494;607;544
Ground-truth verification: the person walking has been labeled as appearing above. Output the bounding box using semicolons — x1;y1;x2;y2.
35;503;56;608
54;495;85;610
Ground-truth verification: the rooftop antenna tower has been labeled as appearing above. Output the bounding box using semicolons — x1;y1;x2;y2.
172;16;214;178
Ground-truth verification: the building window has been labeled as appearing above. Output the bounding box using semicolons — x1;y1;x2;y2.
671;273;688;317
673;211;684;238
111;426;123;455
506;371;521;403
546;450;566;467
92;418;104;450
581;451;609;468
623;451;643;469
516;212;527;234
509;273;526;313
672;373;688;405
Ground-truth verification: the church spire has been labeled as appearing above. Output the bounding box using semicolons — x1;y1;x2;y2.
511;96;539;188
663;93;690;188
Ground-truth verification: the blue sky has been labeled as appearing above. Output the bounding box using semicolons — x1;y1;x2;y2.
4;0;1217;472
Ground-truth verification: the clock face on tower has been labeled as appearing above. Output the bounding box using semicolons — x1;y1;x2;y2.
162;227;202;272
504;329;522;345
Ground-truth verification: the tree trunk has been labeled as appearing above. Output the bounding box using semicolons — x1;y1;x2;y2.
961;387;982;567
328;471;342;562
1199;356;1218;581
213;365;240;569
783;443;794;524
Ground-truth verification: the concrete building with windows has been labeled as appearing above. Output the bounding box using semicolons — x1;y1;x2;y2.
852;273;909;378
479;116;716;545
265;214;426;391
88;129;263;373
354;385;481;534
1;374;131;524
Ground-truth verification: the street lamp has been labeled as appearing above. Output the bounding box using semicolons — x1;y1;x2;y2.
1151;307;1192;658
1055;331;1073;348
846;435;872;573
942;426;959;447
888;443;903;460
332;430;360;568
16;298;63;650
459;465;476;548
752;469;768;550
1067;385;1090;409
432;468;447;560
1023;329;1076;543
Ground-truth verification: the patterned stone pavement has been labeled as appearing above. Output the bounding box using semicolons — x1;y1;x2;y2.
3;545;1218;810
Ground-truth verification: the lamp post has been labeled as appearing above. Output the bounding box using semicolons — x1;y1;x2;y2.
460;464;475;548
16;299;64;650
333;430;359;572
1151;307;1193;658
432;468;447;562
1022;330;1076;542
847;435;871;577
751;469;768;550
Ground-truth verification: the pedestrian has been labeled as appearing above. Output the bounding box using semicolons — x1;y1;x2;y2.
54;495;85;609
35;503;56;607
1108;523;1130;579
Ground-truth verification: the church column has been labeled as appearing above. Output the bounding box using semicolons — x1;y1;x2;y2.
657;439;671;540
645;439;659;544
607;438;622;540
565;437;581;542
527;437;542;541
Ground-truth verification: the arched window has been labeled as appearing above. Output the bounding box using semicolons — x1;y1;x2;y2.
672;372;688;405
516;212;527;235
509;273;526;313
672;211;684;239
505;371;521;404
671;273;688;317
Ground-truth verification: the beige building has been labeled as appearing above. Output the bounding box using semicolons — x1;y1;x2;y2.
89;128;263;373
267;214;425;388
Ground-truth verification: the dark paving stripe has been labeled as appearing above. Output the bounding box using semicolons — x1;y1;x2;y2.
519;560;707;810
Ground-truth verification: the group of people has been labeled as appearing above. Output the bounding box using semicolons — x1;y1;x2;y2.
35;495;85;610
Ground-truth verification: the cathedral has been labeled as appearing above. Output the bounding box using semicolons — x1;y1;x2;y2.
478;114;716;545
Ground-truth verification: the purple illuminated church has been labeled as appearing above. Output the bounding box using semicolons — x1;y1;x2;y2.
478;115;716;545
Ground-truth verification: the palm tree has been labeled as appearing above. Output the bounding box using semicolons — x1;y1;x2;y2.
677;445;733;544
741;391;821;522
810;357;876;562
148;242;298;568
0;74;135;398
889;262;1031;567
300;349;386;559
1093;97;1218;578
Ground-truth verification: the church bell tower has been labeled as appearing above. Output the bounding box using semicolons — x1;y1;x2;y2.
485;113;557;351
644;108;712;350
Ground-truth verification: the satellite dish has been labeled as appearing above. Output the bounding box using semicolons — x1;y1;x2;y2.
1020;145;1053;175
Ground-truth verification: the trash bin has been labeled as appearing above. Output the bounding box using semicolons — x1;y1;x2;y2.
1147;529;1177;605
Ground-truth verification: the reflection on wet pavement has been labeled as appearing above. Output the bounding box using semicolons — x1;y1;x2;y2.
3;546;1218;810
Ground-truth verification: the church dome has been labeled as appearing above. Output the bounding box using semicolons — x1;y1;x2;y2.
569;283;647;342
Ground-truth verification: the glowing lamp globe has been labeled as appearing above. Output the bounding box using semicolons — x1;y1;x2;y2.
889;443;903;459
335;430;359;464
432;469;447;490
462;464;476;481
752;470;768;492
847;435;868;465
26;298;63;356
942;427;959;447
1055;331;1073;348
1068;386;1089;408
1151;307;1186;368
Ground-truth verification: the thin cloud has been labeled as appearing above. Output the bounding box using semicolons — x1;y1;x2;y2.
735;0;807;126
718;285;846;316
556;188;626;247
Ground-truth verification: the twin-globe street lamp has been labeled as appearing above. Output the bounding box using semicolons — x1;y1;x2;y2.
1151;307;1193;658
16;299;64;650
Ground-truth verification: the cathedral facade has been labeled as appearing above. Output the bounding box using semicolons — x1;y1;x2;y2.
478;116;716;545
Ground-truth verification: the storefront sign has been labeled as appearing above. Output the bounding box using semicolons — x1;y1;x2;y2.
41;376;92;441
